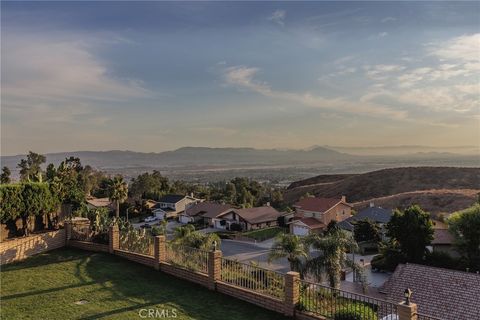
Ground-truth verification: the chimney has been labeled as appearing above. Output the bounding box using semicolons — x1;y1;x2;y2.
341;195;346;203
190;192;194;198
266;202;270;207
370;202;375;208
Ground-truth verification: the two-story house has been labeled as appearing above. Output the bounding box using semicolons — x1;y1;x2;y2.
152;194;202;220
289;196;352;236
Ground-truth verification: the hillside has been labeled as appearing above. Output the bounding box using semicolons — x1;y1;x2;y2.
353;189;479;217
284;167;480;208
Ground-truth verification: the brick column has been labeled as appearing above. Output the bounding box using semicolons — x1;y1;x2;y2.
109;224;119;254
208;250;222;290
154;235;166;270
398;302;418;320
64;221;72;246
284;271;300;317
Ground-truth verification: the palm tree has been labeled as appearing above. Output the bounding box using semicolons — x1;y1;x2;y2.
173;224;195;242
268;233;309;275
107;176;128;218
306;229;358;289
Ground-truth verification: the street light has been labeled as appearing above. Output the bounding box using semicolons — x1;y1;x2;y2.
404;288;412;305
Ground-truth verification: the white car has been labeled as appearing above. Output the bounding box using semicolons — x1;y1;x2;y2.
144;216;158;223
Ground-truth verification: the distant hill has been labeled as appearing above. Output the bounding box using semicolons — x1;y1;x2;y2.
284;167;480;210
0;146;354;170
353;189;479;217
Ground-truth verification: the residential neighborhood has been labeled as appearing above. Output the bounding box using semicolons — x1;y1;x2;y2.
1;1;479;320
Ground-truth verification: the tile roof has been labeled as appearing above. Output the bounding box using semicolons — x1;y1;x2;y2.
338;206;392;231
184;202;232;218
158;194;187;204
431;228;454;245
296;217;326;230
86;197;112;208
380;263;480;320
294;197;346;213
227;206;283;224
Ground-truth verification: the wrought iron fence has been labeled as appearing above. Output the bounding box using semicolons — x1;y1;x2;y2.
298;280;398;320
119;228;154;256
165;243;209;273
416;313;444;320
71;224;93;241
220;258;285;299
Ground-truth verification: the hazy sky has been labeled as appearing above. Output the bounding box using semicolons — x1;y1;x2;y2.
1;1;479;155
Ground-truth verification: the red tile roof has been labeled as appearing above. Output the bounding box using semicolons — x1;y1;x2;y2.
185;202;232;218
297;217;326;230
294;197;346;212
380;263;480;320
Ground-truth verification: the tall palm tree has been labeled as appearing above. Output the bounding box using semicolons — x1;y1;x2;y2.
306;229;358;289
268;233;309;275
107;176;128;218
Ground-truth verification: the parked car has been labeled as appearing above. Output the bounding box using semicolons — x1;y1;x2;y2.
144;216;158;223
140;223;152;229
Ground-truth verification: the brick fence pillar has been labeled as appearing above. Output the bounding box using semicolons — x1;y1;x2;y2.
154;235;166;270
284;271;300;317
64;221;72;246
398;302;418;320
208;250;222;290
109;224;119;254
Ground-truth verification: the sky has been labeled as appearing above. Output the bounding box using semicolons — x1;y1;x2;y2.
1;1;479;156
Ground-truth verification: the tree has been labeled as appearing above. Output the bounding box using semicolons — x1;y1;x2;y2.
1;167;11;184
325;220;339;235
447;204;480;270
268;233;309;275
306;230;358;288
107;176;128;218
353;219;381;243
17;151;46;182
387;205;434;263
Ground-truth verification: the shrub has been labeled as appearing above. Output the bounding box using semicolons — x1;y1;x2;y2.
333;303;378;320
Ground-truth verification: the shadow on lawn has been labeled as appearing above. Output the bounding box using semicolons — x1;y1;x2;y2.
78;249;288;320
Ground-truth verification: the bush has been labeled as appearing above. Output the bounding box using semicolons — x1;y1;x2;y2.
333;303;378;320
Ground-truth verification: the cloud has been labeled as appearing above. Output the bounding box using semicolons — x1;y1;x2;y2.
223;65;406;119
381;17;397;23
365;64;406;80
268;9;286;26
2;32;150;127
378;32;388;38
429;33;480;62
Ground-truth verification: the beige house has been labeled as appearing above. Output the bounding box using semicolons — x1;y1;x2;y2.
86;197;114;211
152;194;202;219
290;196;352;236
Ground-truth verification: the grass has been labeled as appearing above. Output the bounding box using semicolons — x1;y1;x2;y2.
242;227;285;241
0;248;288;320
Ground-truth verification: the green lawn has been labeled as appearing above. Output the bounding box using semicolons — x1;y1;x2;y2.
242;227;285;241
0;248;288;320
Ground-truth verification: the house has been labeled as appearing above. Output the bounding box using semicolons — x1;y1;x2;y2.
211;206;283;231
337;203;392;239
152;194;202;220
429;220;458;258
178;202;232;225
379;263;480;320
290;196;352;236
86;197;114;211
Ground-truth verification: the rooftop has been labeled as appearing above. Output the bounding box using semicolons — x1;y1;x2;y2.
294;197;348;213
380;263;480;320
185;202;232;218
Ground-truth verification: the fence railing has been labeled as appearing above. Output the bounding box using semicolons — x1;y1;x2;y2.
220;258;285;300
165;243;209;273
298;280;398;320
71;224;92;241
416;313;444;320
119;228;154;256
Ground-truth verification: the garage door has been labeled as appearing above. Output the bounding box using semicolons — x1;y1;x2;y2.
293;225;309;236
179;215;191;224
